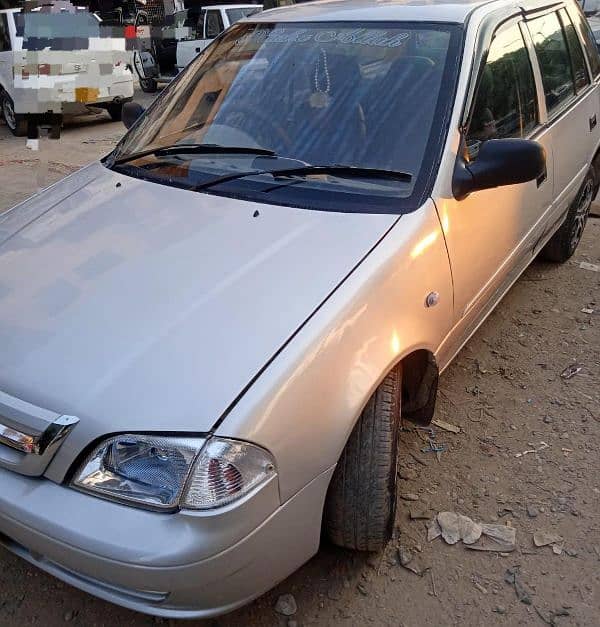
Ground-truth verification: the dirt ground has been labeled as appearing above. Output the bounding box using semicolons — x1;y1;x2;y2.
0;93;599;627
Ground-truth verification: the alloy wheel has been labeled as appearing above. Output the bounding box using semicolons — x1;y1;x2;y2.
2;96;16;131
570;177;594;252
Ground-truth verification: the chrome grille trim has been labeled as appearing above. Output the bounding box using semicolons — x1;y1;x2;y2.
0;390;80;476
0;414;79;455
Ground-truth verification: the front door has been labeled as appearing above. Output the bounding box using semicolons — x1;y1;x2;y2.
435;18;554;364
176;9;222;70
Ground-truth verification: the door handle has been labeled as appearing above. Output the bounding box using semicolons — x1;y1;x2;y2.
590;114;597;131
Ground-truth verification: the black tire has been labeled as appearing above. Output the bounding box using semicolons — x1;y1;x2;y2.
540;169;595;263
139;78;158;93
107;103;123;121
1;92;28;137
325;366;402;551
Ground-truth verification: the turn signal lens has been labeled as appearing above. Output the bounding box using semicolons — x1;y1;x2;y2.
182;438;276;510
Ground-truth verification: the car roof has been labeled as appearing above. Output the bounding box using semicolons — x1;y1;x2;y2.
252;0;562;24
204;3;262;7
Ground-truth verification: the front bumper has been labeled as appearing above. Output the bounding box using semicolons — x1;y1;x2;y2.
0;465;334;618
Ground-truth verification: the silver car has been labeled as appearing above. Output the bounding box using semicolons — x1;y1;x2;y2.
0;0;598;619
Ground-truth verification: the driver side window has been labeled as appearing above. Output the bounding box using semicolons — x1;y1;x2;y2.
0;15;11;52
205;10;224;39
466;22;538;159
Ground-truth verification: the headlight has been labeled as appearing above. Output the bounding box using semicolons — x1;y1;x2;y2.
72;435;276;512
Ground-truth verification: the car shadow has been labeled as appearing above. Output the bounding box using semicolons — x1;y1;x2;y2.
209;540;373;626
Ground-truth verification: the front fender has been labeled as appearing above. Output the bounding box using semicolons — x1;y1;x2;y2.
215;200;453;502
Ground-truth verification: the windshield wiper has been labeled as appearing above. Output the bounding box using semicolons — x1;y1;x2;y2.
112;143;276;166
192;163;412;191
270;165;412;182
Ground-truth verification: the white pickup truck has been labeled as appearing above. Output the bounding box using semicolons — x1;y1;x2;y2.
0;7;133;136
175;4;261;70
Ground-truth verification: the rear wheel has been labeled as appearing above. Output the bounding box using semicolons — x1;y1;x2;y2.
325;366;402;551
1;92;28;137
139;78;158;93
540;169;594;263
107;102;124;121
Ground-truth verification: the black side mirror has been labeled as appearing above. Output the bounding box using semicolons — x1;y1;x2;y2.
122;101;145;129
452;138;546;200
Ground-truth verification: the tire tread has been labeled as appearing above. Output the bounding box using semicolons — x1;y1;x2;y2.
325;368;401;551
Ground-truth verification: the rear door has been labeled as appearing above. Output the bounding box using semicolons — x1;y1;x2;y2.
525;6;600;228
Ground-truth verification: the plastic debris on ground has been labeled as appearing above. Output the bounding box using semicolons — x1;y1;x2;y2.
409;506;432;520
437;511;482;545
428;512;516;552
560;364;582;379
421;440;448;455
467;524;517;552
533;530;564;556
579;261;600;272
515;441;549;458
414;426;449;461
534;605;571;626
431;419;461;434
274;594;297;616
504;566;532;605
397;545;429;576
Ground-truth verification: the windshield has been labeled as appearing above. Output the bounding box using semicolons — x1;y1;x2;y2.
226;7;262;23
15;11;101;41
110;21;461;213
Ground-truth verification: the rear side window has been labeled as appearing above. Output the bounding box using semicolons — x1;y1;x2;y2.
528;12;576;115
569;4;600;78
559;8;590;91
0;14;11;52
466;23;537;159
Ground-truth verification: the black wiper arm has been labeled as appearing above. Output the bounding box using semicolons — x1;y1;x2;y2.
269;165;412;182
112;143;276;165
193;163;412;191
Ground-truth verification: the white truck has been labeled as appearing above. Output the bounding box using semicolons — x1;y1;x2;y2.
175;4;262;70
133;3;261;93
0;7;133;136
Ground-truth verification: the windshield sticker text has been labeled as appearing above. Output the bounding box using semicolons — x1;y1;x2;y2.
235;28;411;49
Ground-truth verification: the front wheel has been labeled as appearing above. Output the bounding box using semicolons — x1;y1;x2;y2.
324;366;402;551
540;169;594;263
1;92;28;136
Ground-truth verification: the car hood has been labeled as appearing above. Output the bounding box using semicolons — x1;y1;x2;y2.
0;162;398;439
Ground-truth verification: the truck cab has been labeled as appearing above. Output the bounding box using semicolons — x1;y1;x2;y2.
175;3;262;70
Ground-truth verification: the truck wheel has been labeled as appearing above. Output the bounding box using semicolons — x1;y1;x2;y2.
540;169;594;263
139;78;158;93
1;93;28;137
107;102;124;121
325;365;402;551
